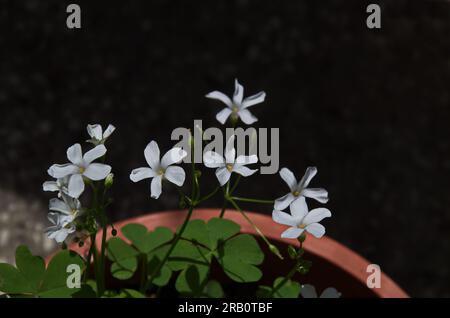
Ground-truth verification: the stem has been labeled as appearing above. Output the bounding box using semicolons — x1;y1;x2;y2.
83;239;95;283
139;253;148;293
227;198;283;260
219;201;228;218
196;186;219;205
231;196;274;205
270;241;303;297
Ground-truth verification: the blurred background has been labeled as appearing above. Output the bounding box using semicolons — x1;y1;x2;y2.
0;0;449;297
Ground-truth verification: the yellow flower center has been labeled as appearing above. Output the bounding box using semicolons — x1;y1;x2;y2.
293;190;301;197
158;168;165;176
298;224;306;229
231;105;239;113
226;164;234;172
79;167;85;174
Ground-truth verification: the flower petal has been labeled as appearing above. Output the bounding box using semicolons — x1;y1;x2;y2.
103;124;116;139
215;167;231;186
303;208;331;225
83;163;111;181
274;193;295;210
144;141;160;170
83;144;107;164
281;227;304;239
272;210;297;227
87;124;103;140
67;144;83;165
203;151;225;168
225;135;235;164
233;79;244;105
232;165;257;177
205;91;232;108
320;288;341;298
301;284;318;298
43;181;59;192
279;167;297;192
302;188;329;203
164;166;186;186
49;198;70;215
150;175;162;199
130;167;156;182
237;108;258;125
242;91;266;108
305;223;326;238
298;166;317;189
236;154;258;165
48;164;78;178
68;174;85;198
161;147;187;168
215;107;232;124
290;197;309;220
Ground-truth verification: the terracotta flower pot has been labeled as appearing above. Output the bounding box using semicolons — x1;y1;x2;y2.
67;209;408;298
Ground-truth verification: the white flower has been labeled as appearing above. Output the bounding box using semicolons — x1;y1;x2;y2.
45;213;76;243
203;135;258;186
274;167;328;210
301;284;341;298
272;198;331;239
86;124;116;145
130;141;187;199
206;79;266;125
49;194;83;219
47;143;112;198
42;176;70;197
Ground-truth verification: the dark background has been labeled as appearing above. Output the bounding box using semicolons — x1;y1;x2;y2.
0;0;449;297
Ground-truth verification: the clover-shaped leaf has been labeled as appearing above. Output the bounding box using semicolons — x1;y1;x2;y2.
257;277;301;298
0;245;85;297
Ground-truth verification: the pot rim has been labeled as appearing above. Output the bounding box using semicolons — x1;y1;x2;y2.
67;208;409;298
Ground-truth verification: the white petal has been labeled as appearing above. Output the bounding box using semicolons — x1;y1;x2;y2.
233;79;244;105
83;144;107;164
290;197;309;220
235;155;258;165
215;167;231;186
47;164;78;179
150;175;162;199
87;124;103;140
215;108;232;124
68;174;85;198
298;166;317;189
305;223;326;238
103;124;116;139
232;165;257;177
161;147;187;168
49;198;70;215
274;193;295;210
272;210;297;227
144;141;160;170
130;167;156;182
281;227;304;239
164;166;186;186
242;91;266;108
279;167;297;191
203;151;225;168
237;109;258;125
302;188;329;203
43;181;59;192
67;144;83;165
303;208;332;225
301;284;318;298
205;91;232;108
83;163;111;180
225;135;235;164
320;288;341;298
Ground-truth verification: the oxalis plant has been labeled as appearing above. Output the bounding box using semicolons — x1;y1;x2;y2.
0;80;341;298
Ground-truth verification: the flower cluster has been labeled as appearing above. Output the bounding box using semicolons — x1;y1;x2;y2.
43;124;115;243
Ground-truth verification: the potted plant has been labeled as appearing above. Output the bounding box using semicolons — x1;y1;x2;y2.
0;80;407;298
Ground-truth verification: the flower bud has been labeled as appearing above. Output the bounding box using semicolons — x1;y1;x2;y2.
111;229;117;236
104;173;114;189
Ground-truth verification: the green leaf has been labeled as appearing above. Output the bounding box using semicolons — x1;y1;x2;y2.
207;218;240;249
217;234;264;283
38;250;85;298
15;245;46;292
107;237;139;280
0;263;33;294
122;224;173;254
147;256;172;287
180;220;211;249
115;289;146;298
175;264;209;296
271;277;301;298
204;280;224;298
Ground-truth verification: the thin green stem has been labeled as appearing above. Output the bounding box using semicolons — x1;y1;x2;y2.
196;186;219;205
227;198;283;260
139;253;148;294
219;200;228;218
231;196;274;205
83;240;95;283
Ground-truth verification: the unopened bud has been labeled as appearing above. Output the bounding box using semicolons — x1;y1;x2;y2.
105;173;114;188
